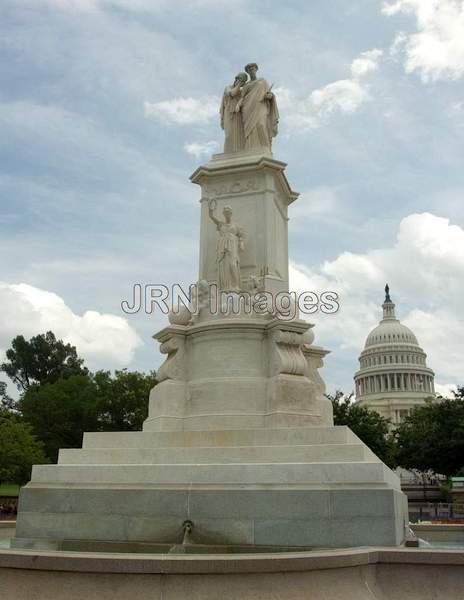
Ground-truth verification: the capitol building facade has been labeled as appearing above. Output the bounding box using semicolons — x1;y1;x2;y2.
354;286;436;427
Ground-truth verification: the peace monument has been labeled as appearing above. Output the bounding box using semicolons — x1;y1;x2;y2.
12;64;408;551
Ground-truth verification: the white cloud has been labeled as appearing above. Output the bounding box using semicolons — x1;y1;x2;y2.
434;382;458;398
0;283;142;371
311;49;383;117
280;48;383;130
350;49;384;77
144;97;219;125
289;212;464;385
184;140;219;159
311;79;369;116
404;309;464;381
383;0;464;81
274;87;319;130
145;47;383;135
313;212;464;301
289;262;380;352
290;186;341;223
272;86;294;110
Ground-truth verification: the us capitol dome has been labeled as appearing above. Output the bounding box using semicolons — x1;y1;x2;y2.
354;285;436;427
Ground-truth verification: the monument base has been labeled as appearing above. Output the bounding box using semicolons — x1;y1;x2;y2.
12;150;409;552
13;425;407;550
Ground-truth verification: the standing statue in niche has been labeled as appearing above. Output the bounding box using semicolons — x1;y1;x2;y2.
220;72;247;153
208;198;244;292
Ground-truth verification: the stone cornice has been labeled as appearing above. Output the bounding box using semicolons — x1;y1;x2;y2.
153;317;313;341
354;366;435;378
360;345;426;356
190;153;299;205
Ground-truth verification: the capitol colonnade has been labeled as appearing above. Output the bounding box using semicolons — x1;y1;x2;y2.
356;373;435;396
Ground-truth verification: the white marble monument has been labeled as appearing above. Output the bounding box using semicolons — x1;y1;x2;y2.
13;64;408;551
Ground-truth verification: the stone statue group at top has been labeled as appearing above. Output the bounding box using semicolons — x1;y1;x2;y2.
220;63;279;154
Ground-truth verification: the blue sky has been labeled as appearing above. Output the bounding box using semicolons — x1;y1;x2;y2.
1;0;463;397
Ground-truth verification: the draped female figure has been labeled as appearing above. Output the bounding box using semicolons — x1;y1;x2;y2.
220;72;247;153
208;199;244;293
238;63;279;152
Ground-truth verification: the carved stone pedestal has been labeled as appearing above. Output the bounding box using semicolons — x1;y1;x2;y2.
144;317;332;432
192;152;298;296
13;151;409;552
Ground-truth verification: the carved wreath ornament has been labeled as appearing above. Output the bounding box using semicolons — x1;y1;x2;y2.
206;178;259;197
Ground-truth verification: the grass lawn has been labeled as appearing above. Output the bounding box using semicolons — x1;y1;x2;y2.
0;484;20;497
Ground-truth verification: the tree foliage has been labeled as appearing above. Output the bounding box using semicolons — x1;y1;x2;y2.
94;369;156;431
0;381;17;412
1;331;88;392
0;331;157;467
327;391;395;467
17;369;157;462
19;375;98;462
0;409;48;485
394;391;464;478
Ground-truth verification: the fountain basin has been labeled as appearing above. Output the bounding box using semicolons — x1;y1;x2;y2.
1;545;463;599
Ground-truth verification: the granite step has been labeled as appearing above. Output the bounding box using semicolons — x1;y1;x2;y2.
30;461;400;489
58;443;370;465
82;426;356;450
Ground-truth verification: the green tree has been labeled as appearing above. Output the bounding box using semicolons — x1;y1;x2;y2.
394;391;464;478
19;375;98;462
18;369;156;462
0;381;18;413
327;391;395;467
1;331;88;392
0;409;47;485
94;369;157;431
